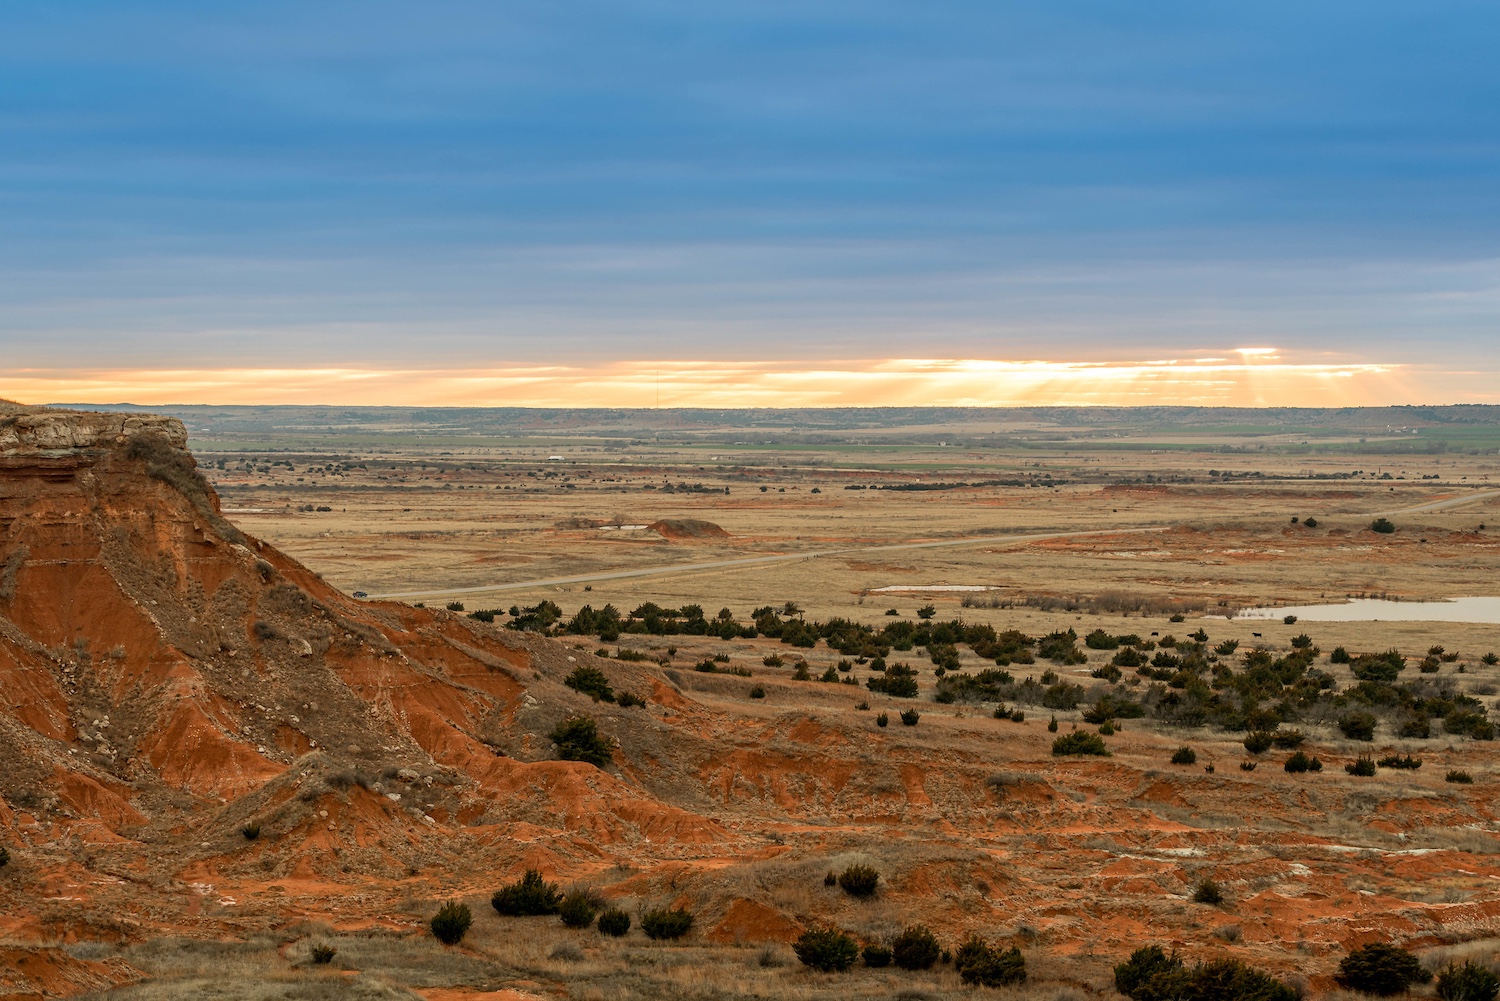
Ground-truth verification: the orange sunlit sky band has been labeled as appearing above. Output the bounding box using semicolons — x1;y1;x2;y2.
1;351;1486;408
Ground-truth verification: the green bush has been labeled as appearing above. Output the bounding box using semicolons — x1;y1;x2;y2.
1116;946;1297;1001
1331;646;1352;663
1346;756;1376;776
838;864;880;898
793;927;860;972
1370;518;1396;534
430;901;472;945
954;936;1026;987
446;601;465;612
1047;715;1058;732
867;662;919;698
1377;754;1421;770
1171;747;1197;766
240;822;261;840
0;845;8;868
891;925;941;970
564;665;615;702
1272;729;1305;749
900;708;920;726
876;712;889;728
749;685;766;699
1336;943;1431;995
1447;769;1474;784
616;691;645;708
863;943;893;967
1052;731;1110;756
1243;731;1274;754
641;906;694;940
597;907;631;937
492;869;562;916
1339;712;1378;741
550;716;616;768
1284;751;1322;773
559;890;599;928
1191;878;1223;904
310;943;337;964
1436;961;1500;1001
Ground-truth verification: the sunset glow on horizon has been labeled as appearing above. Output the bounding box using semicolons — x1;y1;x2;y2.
4;351;1484;410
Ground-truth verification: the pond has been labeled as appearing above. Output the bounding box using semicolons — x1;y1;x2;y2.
1236;597;1500;624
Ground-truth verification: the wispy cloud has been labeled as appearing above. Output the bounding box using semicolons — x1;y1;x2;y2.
7;351;1481;409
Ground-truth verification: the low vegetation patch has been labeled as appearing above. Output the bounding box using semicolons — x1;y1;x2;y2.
549;716;616;768
641;906;694;940
890;925;941;970
1052;731;1110;756
1116;945;1296;1001
493;869;562;916
837;864;880;898
793;927;860;972
1336;943;1431;996
954;936;1026;987
430;901;472;945
597;907;631;937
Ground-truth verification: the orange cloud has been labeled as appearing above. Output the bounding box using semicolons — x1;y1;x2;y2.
0;353;1486;408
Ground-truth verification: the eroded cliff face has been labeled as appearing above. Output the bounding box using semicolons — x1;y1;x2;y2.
0;407;731;955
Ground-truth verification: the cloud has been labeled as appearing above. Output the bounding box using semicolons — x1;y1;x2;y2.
6;351;1485;409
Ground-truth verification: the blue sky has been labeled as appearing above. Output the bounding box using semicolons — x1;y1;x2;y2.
1;1;1497;403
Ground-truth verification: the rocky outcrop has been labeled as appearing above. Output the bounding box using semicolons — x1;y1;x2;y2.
0;405;188;456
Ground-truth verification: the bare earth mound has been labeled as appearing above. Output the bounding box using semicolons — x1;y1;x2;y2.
648;518;730;540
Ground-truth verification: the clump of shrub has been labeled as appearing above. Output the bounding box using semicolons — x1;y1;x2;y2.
430;901;472;945
1336;943;1430;995
549;716;616;768
890;925;941;970
900;708;920;726
616;691;645;708
445;601;465;612
597;907;631;937
1378;754;1422;770
310;943;337;965
1191;878;1224;904
1284;751;1323;773
1447;769;1474;784
1436;961;1500;1001
837;864;880;898
240;822;261;840
793;927;860;972
863;943;893;967
493;868;562;916
954;936;1026;987
1115;946;1297;1001
641;906;694;940
559;890;599;928
0;845;9;868
876;712;889;728
1239;761;1257;772
1346;756;1376;776
1272;729;1305;749
564;665;615;702
1339;712;1378;741
823;871;837;887
1052;731;1110;756
749;685;766;699
1171;747;1197;766
1244;731;1274;754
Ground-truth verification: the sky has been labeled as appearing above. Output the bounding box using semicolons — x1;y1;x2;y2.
2;1;1497;407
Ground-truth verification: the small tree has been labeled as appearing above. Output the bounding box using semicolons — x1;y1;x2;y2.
954;936;1026;987
1337;943;1430;995
1243;731;1274;754
863;943;893;967
1284;751;1322;773
564;665;615;703
1370;518;1397;534
838;864;879;898
1171;747;1197;766
550;716;616;768
1191;878;1224;904
1052;731;1110;756
597;907;631;937
1339;712;1378;741
641;906;694;940
431;901;472;945
793;927;860;972
1436;961;1500;1001
876;712;889;728
900;708;920;726
1346;756;1376;776
891;925;941;970
493;869;562;916
559;890;599;928
917;604;936;620
310;943;337;965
